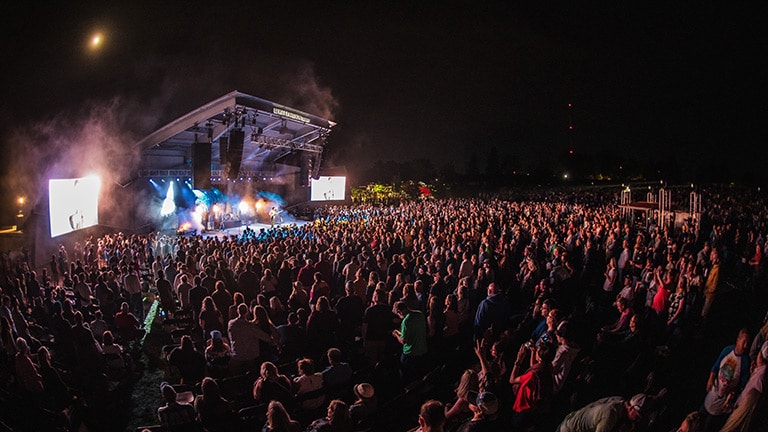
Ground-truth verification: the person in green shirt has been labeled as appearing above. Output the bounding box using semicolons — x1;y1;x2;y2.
393;301;428;386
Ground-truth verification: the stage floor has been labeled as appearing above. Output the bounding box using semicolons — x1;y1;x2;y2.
197;219;312;238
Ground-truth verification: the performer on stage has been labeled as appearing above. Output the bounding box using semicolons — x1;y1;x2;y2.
269;206;282;226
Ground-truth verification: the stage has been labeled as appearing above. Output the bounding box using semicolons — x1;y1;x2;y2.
180;218;313;239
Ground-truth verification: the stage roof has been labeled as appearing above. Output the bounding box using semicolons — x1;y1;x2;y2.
135;91;336;179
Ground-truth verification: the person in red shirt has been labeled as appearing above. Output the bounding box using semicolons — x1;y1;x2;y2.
509;340;556;430
114;301;145;343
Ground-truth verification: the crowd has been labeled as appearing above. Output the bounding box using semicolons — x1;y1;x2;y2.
1;185;767;432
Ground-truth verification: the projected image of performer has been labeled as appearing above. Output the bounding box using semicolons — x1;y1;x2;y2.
67;179;86;230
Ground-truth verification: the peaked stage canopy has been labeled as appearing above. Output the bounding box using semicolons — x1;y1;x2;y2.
134;91;336;183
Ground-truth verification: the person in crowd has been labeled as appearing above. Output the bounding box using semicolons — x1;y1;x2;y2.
253;361;293;406
252;304;280;363
114;301;145;343
557;393;650;432
673;411;702;432
444;369;479;425
552;320;581;396
310;272;331;307
509;340;556;429
473;282;511;340
204;329;232;378
292;357;325;410
335;281;365;348
227;303;271;375
305;399;351;432
392;300;428;386
473;338;508;394
734;341;768;408
101;329;128;371
701;249;720;321
457;391;501;432
700;328;751;432
362;288;397;365
156;270;176;314
261;268;279;299
307;296;339;359
37;346;71;411
14;337;43;397
349;382;377;425
194;377;235;432
169;334;206;385
157;381;197;430
199;296;225;340
408;400;446;432
262;400;301;432
321;347;353;391
90;309;109;343
287;281;310;314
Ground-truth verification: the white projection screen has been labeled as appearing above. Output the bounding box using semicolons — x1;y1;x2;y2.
49;176;101;237
310;176;346;201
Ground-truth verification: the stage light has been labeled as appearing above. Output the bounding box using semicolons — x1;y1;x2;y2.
160;183;176;217
238;201;250;213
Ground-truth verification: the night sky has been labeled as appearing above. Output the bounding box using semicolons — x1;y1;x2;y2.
1;1;765;216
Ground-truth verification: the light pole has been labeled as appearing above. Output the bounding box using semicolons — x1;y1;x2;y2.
16;197;25;231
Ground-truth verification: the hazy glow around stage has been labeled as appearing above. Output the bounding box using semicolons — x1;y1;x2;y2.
160;182;176;217
49;176;101;237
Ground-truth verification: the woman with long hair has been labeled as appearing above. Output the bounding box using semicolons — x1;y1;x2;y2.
389;274;405;305
426;295;445;355
443;294;461;353
261;268;278;298
262;400;300;432
253;305;279;363
37;346;71;411
170;334;207;384
253;361;292;405
288;281;309;312
14;337;43;396
720;388;768;432
194;377;235;432
306;399;351;432
269;296;288;326
229;292;244;321
199;296;224;339
444;369;479;425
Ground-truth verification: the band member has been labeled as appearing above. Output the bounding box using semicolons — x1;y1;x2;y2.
269;206;281;226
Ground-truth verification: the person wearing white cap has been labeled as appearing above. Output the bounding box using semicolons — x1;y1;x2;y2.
556;393;648;432
349;382;377;424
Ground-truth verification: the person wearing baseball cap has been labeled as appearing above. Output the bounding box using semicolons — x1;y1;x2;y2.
556;393;649;432
456;391;501;431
